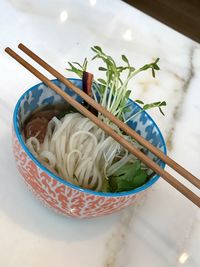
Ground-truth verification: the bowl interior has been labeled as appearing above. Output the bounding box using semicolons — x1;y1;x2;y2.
14;78;166;196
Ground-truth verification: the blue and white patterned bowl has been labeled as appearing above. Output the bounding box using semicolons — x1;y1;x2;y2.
12;78;166;218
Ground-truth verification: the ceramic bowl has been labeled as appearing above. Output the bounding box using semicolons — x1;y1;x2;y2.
12;79;166;218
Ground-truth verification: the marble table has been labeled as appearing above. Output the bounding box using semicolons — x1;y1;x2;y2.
0;0;199;266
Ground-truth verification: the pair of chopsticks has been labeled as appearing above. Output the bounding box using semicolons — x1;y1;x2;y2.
5;44;200;207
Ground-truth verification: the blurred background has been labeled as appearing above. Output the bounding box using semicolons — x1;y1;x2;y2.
124;0;200;43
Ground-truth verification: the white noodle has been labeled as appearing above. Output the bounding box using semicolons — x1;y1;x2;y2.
26;137;40;158
39;151;56;168
26;112;140;191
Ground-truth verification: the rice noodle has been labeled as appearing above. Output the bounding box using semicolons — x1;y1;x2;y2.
26;112;140;191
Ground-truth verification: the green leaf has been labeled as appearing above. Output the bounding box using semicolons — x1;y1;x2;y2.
117;66;125;72
66;62;83;75
143;101;160;110
125;90;131;99
143;101;166;115
159;107;165;116
117;66;134;74
152;68;155;78
158;101;166;115
139;58;160;78
98;84;106;94
129;66;135;72
93;46;103;53
67;62;75;69
153;58;160;70
160;101;166;106
66;61;83;77
135;99;144;105
91;54;99;60
83;58;88;71
109;161;148;192
97;78;107;85
121;54;129;64
140;64;149;71
99;67;107;71
153;64;160;70
72;61;83;69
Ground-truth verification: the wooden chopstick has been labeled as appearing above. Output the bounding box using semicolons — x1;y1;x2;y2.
5;46;200;208
17;43;200;190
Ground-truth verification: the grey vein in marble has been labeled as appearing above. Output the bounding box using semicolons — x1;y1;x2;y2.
166;46;195;151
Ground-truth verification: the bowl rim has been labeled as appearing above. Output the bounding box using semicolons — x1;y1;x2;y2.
13;78;167;197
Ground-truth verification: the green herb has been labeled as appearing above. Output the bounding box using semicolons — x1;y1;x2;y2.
102;177;110;193
108;161;148;192
65;47;166;193
66;58;88;78
66;46;166;122
125;101;167;123
143;101;166;115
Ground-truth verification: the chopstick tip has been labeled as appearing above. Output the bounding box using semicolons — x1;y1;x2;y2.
5;47;10;53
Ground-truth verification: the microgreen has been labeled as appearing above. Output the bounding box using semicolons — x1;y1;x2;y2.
66;57;88;78
66;46;166;123
143;101;166;115
66;47;166;192
125;100;166;123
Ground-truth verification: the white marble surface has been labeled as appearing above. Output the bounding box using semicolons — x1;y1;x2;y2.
0;0;200;266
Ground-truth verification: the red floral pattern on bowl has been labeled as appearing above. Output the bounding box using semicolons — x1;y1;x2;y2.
13;131;141;218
